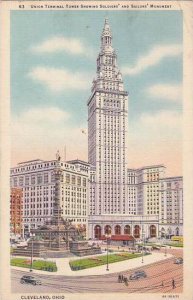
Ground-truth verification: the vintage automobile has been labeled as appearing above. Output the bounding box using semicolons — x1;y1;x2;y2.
151;245;161;250
174;257;183;264
20;275;42;285
129;270;147;280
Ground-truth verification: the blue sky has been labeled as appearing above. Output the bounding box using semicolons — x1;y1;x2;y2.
11;10;183;176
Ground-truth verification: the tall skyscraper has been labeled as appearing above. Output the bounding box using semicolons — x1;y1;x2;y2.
87;19;183;240
88;19;128;216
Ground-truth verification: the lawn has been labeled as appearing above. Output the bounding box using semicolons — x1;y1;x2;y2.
69;252;148;271
164;243;183;248
11;258;57;272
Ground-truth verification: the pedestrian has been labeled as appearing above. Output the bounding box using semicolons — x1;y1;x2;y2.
121;275;124;282
172;279;175;289
118;274;121;283
124;277;128;286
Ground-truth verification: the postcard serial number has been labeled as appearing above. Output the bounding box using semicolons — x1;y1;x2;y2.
162;295;180;299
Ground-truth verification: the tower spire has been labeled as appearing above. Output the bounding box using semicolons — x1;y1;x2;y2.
101;18;112;51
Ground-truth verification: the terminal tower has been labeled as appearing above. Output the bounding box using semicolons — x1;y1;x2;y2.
87;18;129;228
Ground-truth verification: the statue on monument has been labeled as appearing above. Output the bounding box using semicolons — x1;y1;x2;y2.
56;150;61;161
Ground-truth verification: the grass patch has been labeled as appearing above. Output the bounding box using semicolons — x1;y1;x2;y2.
137;243;161;247
11;258;57;272
69;252;149;271
164;243;183;248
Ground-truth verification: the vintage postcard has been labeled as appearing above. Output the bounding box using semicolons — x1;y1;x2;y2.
0;1;193;300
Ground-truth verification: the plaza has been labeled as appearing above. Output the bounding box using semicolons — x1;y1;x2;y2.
11;247;183;293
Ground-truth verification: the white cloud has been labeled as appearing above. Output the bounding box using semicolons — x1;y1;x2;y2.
139;110;182;130
129;110;182;151
28;66;91;92
122;44;182;75
11;107;88;165
128;110;182;175
31;36;94;58
146;83;182;102
128;110;182;161
20;107;70;123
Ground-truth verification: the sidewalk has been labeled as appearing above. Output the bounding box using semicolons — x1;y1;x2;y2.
11;252;173;277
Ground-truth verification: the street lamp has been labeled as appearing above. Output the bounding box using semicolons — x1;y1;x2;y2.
141;228;144;264
159;230;165;255
141;216;144;264
105;233;111;271
30;233;35;272
164;241;167;257
162;232;167;256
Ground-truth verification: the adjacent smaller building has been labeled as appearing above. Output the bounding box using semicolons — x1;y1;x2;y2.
10;158;90;236
159;176;183;238
127;165;166;216
10;188;23;236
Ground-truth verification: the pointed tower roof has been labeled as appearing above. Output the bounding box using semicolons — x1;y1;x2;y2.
102;18;112;38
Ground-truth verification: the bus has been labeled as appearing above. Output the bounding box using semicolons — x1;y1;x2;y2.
171;236;183;242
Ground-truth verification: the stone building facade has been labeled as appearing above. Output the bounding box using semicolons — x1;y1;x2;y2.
10;158;90;236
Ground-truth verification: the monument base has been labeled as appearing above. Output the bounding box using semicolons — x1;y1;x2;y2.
69;241;102;257
12;240;102;258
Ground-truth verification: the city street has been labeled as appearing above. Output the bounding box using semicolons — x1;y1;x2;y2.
11;249;183;294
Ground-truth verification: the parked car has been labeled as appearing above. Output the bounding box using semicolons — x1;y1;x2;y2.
151;246;160;250
129;270;147;280
20;275;41;285
174;257;183;264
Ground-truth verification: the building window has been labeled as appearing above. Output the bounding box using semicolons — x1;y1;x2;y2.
72;175;76;185
150;225;156;237
37;175;42;184
115;225;121;235
94;225;101;239
13;178;18;187
133;225;140;238
83;178;86;187
25;176;29;185
51;172;55;182
104;225;112;234
44;173;48;184
66;174;70;184
124;225;131;235
19;177;23;186
77;177;81;186
31;176;35;185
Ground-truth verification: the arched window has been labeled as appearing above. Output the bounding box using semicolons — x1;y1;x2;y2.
134;225;140;238
104;225;112;235
124;225;131;235
94;225;101;239
150;225;156;238
161;227;165;238
175;227;179;236
115;225;121;235
168;227;172;235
